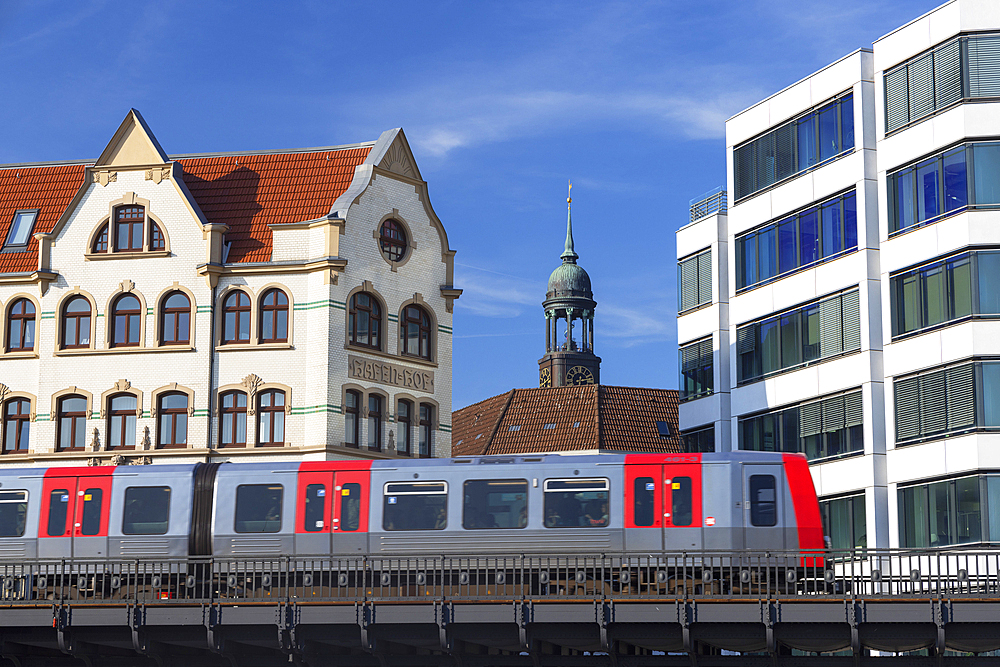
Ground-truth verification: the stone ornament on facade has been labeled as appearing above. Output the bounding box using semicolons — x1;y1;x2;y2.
144;167;170;184
92;171;117;186
242;373;263;415
0;384;8;401
119;280;135;293
89;428;101;452
141;426;151;450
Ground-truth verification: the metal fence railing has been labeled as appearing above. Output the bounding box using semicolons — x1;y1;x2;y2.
1;549;998;604
689;187;727;222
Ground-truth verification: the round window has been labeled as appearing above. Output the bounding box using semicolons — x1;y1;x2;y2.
379;219;408;262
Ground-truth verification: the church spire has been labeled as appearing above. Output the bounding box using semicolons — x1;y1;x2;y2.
561;179;578;264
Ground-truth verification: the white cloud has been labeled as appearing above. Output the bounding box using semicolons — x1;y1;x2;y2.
454;263;542;318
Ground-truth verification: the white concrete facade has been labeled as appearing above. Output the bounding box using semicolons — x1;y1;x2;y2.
679;0;1000;550
0;111;459;467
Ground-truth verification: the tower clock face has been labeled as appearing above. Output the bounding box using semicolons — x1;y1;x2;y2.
539;368;551;388
566;366;595;386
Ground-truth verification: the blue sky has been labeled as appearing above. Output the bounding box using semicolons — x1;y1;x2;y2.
0;0;942;408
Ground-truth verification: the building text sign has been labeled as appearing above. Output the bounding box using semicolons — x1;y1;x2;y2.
348;355;435;393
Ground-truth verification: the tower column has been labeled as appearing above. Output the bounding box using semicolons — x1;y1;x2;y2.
545;311;552;352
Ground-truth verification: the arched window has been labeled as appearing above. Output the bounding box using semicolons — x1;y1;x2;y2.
115;205;144;252
222;291;251;344
93;224;109;253
220;391;247;447
260;289;288;343
61;296;92;349
107;393;137;449
57;395;88;451
150;222;165;251
7;298;36;352
344;390;360;447
110;294;142;347
348;292;381;349
419;403;434;458
400;305;431;359
161;292;191;345
397;399;412;456
3;399;30;454
367;394;382;451
379;219;407;262
157;393;188;448
258;390;285;447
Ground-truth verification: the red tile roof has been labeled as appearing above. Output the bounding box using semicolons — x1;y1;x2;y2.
0;164;88;273
178;147;371;263
452;385;682;457
0;144;373;274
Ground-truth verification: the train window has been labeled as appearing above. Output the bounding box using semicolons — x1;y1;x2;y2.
81;488;103;536
340;483;361;531
235;484;283;533
47;489;69;537
0;490;27;537
543;478;609;528
633;477;655;527
383;482;447;531
462;479;528;529
303;484;326;532
749;475;778;527
123;487;171;535
671;477;693;526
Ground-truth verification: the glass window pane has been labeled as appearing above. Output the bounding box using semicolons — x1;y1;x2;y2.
238;311;250;341
235;484;283;533
304;483;325;532
982;363;1000;427
894;169;916;231
988;477;1000;542
633;477;655;527
973;143;1000;205
928;481;951;547
780;312;801;368
821;200;842;258
977;251;1000;315
944;147;968;212
81;488;103;536
383;487;447;531
749;475;777;526
949;255;972;320
671;477;692;526
844;193;857;249
799;208;819;265
123;487;170;535
340;483;361;531
802;305;821;362
778;218;797;274
818;103;840;161
739;234;757;288
923;264;946;327
47;489;69;537
462;479;528;529
797;115;817;171
917;158;940;222
0;492;27;537
760;319;780;375
840;95;854;150
758;227;777;282
955;477;981;544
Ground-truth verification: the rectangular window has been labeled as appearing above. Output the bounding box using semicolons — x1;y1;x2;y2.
898;475;986;548
303;483;326;532
736;190;857;290
894;360;1000;445
633;477;655;527
671;477;692;526
462;479;528;529
47;489;69;537
733;92;854;201
740;389;863;462
820;493;867;551
122;486;170;535
234;484;283;533
681;426;714;453
736;288;860;384
340;483;361;532
4;211;37;249
677;248;712;313
382;482;447;531
749;475;777;527
543;478;609;528
679;336;713;402
80;488;103;536
0;490;27;537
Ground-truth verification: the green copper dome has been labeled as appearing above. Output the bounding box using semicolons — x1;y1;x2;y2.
545;195;594;300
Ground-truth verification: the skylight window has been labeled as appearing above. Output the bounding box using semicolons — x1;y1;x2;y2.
543;423;556;430
572;422;581;428
656;421;673;438
4;210;37;249
508;425;521;432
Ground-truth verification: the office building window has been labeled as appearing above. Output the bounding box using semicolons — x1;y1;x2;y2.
737;190;857;290
679;337;713;402
681;426;715;453
819;493;867;551
897;475;998;548
678;248;712;313
894;360;1000;445
733;92;853;201
888;141;1000;234
740;390;863;462
737;288;860;384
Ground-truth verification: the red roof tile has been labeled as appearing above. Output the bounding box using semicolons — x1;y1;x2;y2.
0;164;87;273
452;386;682;456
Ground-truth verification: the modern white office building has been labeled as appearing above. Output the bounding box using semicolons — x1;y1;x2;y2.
678;0;1000;551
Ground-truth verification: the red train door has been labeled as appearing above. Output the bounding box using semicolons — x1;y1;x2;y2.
39;471;113;558
624;463;663;552
295;470;334;554
332;470;368;554
663;462;702;550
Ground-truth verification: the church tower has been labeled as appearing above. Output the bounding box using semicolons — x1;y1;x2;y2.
538;184;601;387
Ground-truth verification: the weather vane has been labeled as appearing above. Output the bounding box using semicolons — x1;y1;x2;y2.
567;179;572;209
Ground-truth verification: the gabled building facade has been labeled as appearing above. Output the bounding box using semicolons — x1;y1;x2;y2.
0;110;459;466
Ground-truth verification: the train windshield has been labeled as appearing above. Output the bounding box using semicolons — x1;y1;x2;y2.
462;480;527;529
383;482;447;531
0;491;27;537
543;479;609;528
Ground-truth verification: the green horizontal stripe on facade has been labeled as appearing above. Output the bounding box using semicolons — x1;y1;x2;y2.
41;311;55;320
196;306;212;313
438;326;453;334
34;413;50;421
193;410;210;417
387;315;398;322
439;424;452;432
290;404;342;415
146;309;154;316
293;299;347;312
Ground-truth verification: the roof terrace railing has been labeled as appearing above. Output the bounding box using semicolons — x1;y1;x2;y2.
689;186;728;222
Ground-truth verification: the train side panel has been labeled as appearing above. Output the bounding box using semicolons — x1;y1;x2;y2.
213;463;298;557
0;469;46;560
109;465;195;558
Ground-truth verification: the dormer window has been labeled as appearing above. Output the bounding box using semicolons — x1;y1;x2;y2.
115;205;144;252
3;210;37;251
